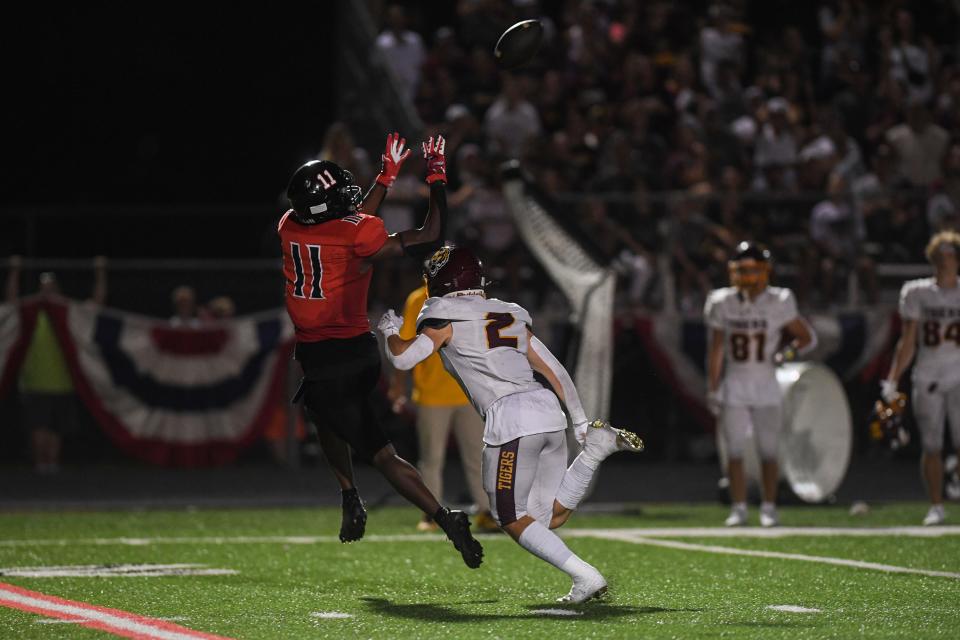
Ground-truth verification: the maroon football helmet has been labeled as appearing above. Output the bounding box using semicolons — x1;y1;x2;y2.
424;246;485;297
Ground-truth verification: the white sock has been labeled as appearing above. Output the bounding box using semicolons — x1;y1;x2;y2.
560;553;599;581
517;520;573;572
761;501;776;512
732;502;747;513
555;455;596;510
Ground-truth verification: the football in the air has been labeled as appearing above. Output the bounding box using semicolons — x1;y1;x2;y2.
493;19;543;70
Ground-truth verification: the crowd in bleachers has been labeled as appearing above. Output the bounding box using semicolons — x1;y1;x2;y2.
363;0;960;313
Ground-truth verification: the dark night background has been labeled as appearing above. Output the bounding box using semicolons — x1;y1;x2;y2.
3;6;343;258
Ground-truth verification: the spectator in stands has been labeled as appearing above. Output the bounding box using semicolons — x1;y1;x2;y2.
699;3;743;100
853;142;896;258
811;172;877;305
483;74;541;160
8;257;107;473
886;8;936;105
319;122;374;188
169;285;199;327
818;0;868;84
204;296;236;320
376;4;426;102
669;184;733;312
885;101;949;187
927;142;960;232
752;98;798;191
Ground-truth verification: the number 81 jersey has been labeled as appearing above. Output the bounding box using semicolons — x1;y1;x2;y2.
899;277;960;387
704;286;799;406
416;295;543;418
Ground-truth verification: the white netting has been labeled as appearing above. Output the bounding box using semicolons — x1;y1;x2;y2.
502;177;615;421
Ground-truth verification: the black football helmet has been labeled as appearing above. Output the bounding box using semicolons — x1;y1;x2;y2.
286;160;363;224
728;241;772;294
424;246;486;297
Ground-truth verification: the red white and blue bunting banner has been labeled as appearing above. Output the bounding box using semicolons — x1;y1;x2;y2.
0;302;27;397
2;297;294;466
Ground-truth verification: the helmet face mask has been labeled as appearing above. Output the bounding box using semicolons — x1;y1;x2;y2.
287;160;362;225
424;246;486;297
728;241;772;296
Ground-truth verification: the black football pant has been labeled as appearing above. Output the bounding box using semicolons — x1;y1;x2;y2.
295;333;391;462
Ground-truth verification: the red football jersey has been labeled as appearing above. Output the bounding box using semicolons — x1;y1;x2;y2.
278;210;388;341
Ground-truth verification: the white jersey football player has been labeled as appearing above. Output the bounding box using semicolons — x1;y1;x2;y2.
377;246;643;604
705;242;816;527
883;230;960;526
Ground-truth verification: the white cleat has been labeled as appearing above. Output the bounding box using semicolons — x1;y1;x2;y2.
759;505;779;528
725;507;748;527
922;505;946;526
557;569;608;604
584;420;644;463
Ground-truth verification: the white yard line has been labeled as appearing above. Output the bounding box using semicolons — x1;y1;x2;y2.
584;531;960;580
563;525;960;538
1;525;958;547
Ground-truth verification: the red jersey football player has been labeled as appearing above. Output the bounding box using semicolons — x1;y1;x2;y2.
278;133;482;569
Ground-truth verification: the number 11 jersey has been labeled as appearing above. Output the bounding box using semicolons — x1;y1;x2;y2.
704;286;799;407
278;209;387;342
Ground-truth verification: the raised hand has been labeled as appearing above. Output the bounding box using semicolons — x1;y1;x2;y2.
375;132;412;189
422;135;447;184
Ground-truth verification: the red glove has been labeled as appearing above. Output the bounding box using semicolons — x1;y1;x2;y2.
423;135;447;184
375;132;412;188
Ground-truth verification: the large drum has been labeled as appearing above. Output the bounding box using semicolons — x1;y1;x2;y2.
717;363;852;503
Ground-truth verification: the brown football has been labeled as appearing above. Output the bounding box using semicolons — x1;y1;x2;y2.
493;20;543;70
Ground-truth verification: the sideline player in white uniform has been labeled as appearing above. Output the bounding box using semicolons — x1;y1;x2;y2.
705;242;816;527
376;246;643;604
882;230;960;526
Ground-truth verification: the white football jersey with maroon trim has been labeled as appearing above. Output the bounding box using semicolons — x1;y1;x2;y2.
704;286;799;407
417;295;559;436
899;277;960;386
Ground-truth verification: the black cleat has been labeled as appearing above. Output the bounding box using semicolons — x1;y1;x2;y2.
339;488;367;543
436;508;484;569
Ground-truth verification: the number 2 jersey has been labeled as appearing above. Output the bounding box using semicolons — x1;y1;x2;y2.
416;294;565;444
899;277;960;387
278;210;387;342
704;286;799;407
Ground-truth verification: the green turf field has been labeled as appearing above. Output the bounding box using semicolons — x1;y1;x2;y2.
0;503;958;639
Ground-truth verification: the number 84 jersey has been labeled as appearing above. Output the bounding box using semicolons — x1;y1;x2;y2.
704;286;799;407
417;295;543;418
899;277;960;387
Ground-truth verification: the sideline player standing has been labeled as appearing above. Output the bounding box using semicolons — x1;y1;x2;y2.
705;242;816;527
882;230;960;526
279;133;483;568
377;246;644;603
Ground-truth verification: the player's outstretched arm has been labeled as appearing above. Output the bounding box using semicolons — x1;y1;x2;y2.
883;319;917;400
361;132;412;215
377;310;450;370
527;331;589;443
366;136;448;262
